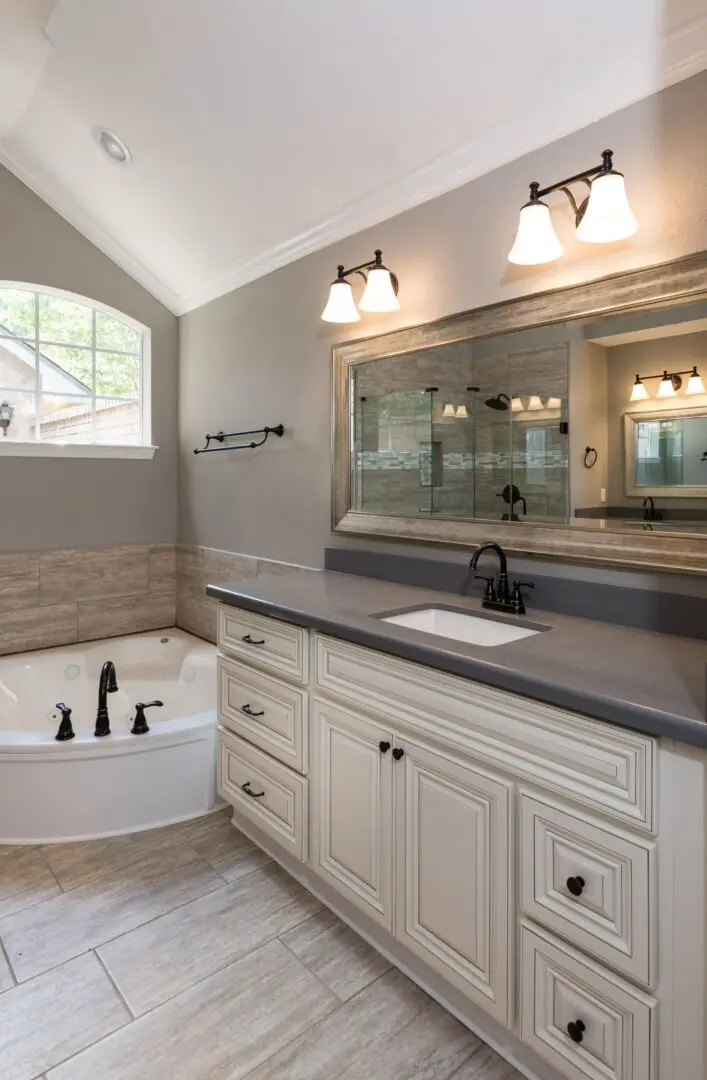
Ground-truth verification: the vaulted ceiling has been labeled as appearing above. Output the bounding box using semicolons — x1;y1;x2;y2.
2;0;707;314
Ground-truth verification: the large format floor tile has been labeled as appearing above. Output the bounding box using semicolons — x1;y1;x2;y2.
448;1043;524;1079
0;952;128;1080
0;845;224;982
245;967;477;1080
0;945;14;992
48;940;337;1080
98;862;322;1015
177;813;274;881
281;907;391;1001
0;847;61;919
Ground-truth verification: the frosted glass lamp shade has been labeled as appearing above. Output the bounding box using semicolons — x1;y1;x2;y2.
656;372;677;398
576;171;638;244
455;404;468;418
511;397;524;412
442;403;456;417
359;268;400;313
629;376;649;402
685;367;706;395
546;397;562;410
508;201;564;265
321;280;360;323
527;395;543;410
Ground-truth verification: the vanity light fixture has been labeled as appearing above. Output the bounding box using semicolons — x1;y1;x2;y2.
321;249;399;322
630;366;706;402
508;149;638;266
511;397;524;412
546;396;562;410
455;404;469;418
442;403;456;417
527;395;544;411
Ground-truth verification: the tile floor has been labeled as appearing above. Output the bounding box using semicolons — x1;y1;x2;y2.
0;809;523;1080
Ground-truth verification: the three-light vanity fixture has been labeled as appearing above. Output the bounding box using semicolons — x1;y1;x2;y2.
630;366;706;402
321;249;400;323
508;149;638;265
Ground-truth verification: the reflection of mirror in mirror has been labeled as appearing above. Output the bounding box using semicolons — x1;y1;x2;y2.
625;411;707;495
346;293;707;539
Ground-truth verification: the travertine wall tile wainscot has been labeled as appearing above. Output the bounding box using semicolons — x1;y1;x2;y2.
0;545;176;655
175;545;318;644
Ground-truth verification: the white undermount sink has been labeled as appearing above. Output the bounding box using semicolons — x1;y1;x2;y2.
379;607;541;647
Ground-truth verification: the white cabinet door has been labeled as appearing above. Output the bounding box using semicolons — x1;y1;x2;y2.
310;698;394;929
395;736;512;1025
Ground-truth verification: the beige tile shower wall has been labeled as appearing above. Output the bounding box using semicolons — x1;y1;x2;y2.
175;545;317;644
0;545;176;656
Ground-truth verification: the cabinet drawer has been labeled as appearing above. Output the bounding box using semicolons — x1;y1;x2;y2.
520;794;654;986
520;923;656;1080
218;605;308;685
218;728;308;861
315;634;655;832
218;656;307;773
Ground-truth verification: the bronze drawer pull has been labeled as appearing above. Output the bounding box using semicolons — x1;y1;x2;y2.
242;634;265;645
241;781;266;798
566;875;586;897
241;704;265;717
566;1019;585;1044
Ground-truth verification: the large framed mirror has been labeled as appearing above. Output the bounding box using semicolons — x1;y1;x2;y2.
332;250;707;572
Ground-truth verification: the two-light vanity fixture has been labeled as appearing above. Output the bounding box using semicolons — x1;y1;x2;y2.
508;149;638;265
321;249;400;323
630;366;705;402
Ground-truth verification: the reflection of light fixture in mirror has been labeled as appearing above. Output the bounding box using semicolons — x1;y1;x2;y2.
322;249;399;322
527;395;543;410
511;397;524;412
455;404;468;418
0;400;13;437
546;396;562;409
442;403;456;417
685;366;706;395
509;150;637;266
656;370;678;398
630;374;649;402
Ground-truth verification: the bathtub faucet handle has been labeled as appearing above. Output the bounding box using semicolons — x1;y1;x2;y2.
55;702;75;742
131;700;164;736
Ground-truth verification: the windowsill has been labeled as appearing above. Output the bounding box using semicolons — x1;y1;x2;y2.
0;441;158;459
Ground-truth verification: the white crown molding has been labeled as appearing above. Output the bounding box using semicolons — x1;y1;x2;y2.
0;142;182;313
3;14;707;317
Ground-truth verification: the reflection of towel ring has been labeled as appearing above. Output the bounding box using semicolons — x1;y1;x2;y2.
701;450;707;462
584;446;598;469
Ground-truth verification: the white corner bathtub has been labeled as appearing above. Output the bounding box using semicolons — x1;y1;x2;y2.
0;629;219;843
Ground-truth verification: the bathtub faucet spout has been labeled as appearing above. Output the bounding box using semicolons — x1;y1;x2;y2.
95;661;118;737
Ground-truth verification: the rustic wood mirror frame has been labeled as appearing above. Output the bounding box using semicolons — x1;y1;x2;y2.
332;250;707;574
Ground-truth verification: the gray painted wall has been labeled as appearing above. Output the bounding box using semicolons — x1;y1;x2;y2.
179;71;707;576
0;165;178;552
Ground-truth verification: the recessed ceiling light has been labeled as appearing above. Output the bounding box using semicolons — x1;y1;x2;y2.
92;126;132;165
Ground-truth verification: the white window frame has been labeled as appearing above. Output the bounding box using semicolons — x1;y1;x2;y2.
0;282;156;459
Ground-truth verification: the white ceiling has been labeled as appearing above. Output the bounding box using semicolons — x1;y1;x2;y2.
1;0;707;314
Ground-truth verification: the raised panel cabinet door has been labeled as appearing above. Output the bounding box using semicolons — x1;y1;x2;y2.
394;736;512;1026
310;698;394;930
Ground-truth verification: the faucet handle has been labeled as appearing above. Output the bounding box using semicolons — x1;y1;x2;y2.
475;575;497;602
511;580;534;612
131;700;164;736
54;702;75;742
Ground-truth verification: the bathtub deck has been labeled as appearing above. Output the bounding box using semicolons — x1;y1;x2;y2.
0;809;519;1080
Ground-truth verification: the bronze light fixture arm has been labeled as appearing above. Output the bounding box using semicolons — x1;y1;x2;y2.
529;149;616;224
334;249;400;294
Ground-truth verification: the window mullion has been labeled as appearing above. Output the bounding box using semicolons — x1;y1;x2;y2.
91;309;97;438
34;292;40;441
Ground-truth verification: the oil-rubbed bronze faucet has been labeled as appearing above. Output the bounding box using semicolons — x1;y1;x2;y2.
95;661;118;737
468;541;534;616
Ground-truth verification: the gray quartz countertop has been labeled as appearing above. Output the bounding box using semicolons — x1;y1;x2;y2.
206;570;707;749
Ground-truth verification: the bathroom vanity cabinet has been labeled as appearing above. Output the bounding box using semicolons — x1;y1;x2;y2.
215;601;705;1080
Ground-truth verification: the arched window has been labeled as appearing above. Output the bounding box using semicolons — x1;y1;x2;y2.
0;284;151;456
